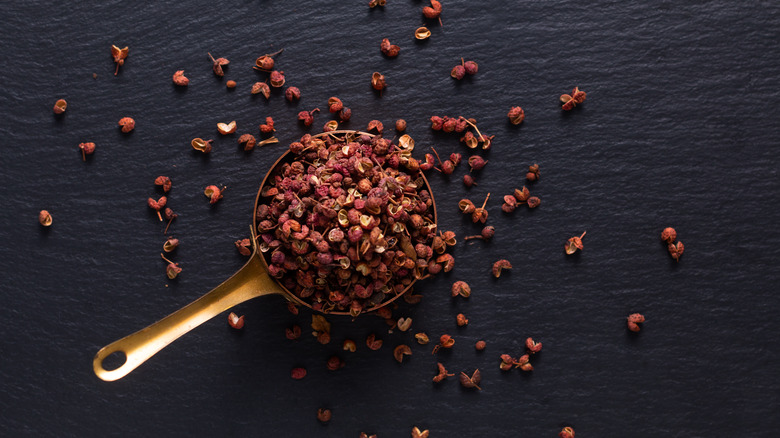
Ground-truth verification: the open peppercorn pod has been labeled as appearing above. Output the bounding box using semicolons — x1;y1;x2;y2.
94;131;438;381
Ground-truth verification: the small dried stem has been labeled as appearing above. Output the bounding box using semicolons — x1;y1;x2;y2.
156;211;163;221
480;193;491;209
460;117;484;140
164;218;173;234
160;253;174;264
207;52;216;63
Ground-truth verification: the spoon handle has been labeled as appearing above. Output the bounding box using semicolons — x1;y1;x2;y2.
93;251;283;381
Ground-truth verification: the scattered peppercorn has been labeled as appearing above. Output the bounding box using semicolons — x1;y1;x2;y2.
422;0;443;25
253;49;283;72
415;27;431;40
343;339;357;352
147;196;167;221
217;121;237;135
367;120;384;134
668;241;684;262
412;426;431;438
234;238;251;256
326;355;345;371
464;60;478;75
111;45;128;75
451;64;466;80
258;117;275;134
38;210;52;227
525;337;542;353
456;313;469;326
366;333;383;350
227;312;244;329
565;232;587;255
492;259;512;278
468;155;488;171
163;238;179;253
290;367;306;380
78;142;95;161
475;340;486;351
251;82;271;99
508;106;525;125
451;281;471;298
380;38;400;57
395;119;407;131
459;369;482;390
207;52;229;77
203;185;224;204
238;134;257;151
560;86;587;110
118;117;135;133
432;334;454;354
172;70;189;86
53;99;67;114
371;72;386;92
316;408;331;424
285;86;302;102
432;362;454;382
163;208;177;233
160;253;182;279
627;313;645;332
393;344;412;363
269;70;285;88
188;138;211;153
559;426;575;438
226;80;237;89
297;108;319;126
338;107;352;122
415;333;430;345
661;227;677;243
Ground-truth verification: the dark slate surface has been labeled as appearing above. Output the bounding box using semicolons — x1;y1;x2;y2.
1;1;779;436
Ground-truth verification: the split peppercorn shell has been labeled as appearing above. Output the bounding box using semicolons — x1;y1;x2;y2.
53;99;67;114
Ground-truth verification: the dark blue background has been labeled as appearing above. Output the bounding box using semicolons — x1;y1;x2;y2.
1;1;779;436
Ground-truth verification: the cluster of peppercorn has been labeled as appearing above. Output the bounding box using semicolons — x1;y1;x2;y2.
450;58;478;80
502;186;541;212
254;132;454;315
499;337;542;372
380;38;400;57
661;227;684;261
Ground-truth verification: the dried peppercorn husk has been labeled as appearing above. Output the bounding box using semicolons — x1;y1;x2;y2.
668;241;684;261
508;106;525;124
53;99;67;114
627;313;645;332
492;259;512;278
235;238;252;256
191;138;213;153
415;27;431;40
111;45;128;75
559;427;575;438
451;281;471;298
269;70;285;88
155;176;172;193
118;117;135;133
207;52;229;77
459;369;482;390
371;72;386;91
163;238;179;253
38;210;53;226
560;86;587;110
432;362;454;382
238;134;257;151
172;70;189;86
217;121;237;135
204;185;224;204
565;232;587;255
661;227;677;243
251;82;271;99
412;427;430;438
78;142;96;161
393;344;412;363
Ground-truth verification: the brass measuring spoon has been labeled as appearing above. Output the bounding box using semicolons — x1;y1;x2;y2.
93;131;437;381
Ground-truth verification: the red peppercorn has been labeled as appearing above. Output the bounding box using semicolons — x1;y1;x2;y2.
172;70;189;86
395;119;407;131
451;64;465;80
118;117;135;133
463;174;476;187
290;367;307;380
251;82;270;99
285;86;301;101
78;142;95;161
327;97;343;113
508;106;525;125
661;227;677;243
339;107;352;122
371;72;386;91
226;80;237;89
468;155;488;171
269;70;285;88
475;340;486;351
227;312;244;329
527;196;541;208
559;427;575;438
463;60;478;75
297;108;320;126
